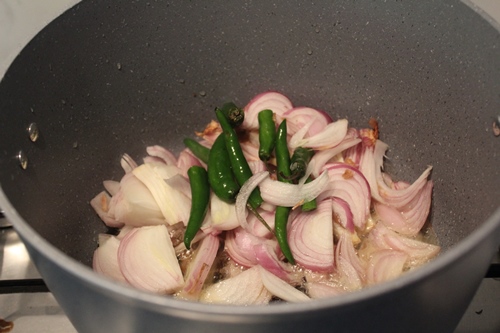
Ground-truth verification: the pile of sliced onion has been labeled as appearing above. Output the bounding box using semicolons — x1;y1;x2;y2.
90;91;438;305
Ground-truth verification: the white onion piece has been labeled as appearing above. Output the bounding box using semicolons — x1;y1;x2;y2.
107;173;165;227
306;282;345;299
118;225;184;294
289;119;348;150
242;91;293;130
235;171;270;230
90;191;124;228
179;234;219;299
258;266;310;303
199;266;272;305
331;197;355;233
93;234;127;283
133;163;191;225
259;170;329;207
369;223;440;267
209;193;241;231
366;249;408;285
283;107;332;136
103;180;120;196
321;163;371;230
120;153;138;173
146;145;177;165
288;200;334;272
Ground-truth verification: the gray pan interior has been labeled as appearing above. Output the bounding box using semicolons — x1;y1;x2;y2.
0;0;499;270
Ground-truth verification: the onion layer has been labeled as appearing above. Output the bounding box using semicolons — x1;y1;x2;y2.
288;200;334;272
118;225;184;294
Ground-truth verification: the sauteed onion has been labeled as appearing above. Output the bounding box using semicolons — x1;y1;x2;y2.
91;91;438;304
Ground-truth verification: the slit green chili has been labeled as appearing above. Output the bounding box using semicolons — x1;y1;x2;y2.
215;109;263;209
207;134;240;203
274;119;296;264
183;138;210;164
258;109;276;162
184;166;210;249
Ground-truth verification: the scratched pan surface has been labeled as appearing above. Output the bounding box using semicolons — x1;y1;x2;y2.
0;1;499;333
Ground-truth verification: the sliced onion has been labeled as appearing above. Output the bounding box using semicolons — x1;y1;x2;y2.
242;91;293;130
306;136;361;179
133;163;191;225
90;191;124;228
368;223;440;267
374;181;433;236
289;119;348;150
107;173;165;227
235;171;270;230
209;193;241;231
199;266;271;305
366;249;408;285
331;197;355;233
283;107;332;136
259;170;329;207
179;234;219;300
118;225;184;294
253;241;295;282
93;234;127;283
305;282;345;299
334;228;365;291
225;228;259;267
146;145;177;165
120;153;138;173
320;163;371;230
246;209;275;238
103;180;120;196
176;149;203;178
288;199;334;272
164;174;192;200
359;139;432;208
258;266;310;302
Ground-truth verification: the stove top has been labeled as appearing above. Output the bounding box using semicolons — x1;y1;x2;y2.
0;1;499;332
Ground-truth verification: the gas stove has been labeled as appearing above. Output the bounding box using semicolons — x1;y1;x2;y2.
0;1;499;332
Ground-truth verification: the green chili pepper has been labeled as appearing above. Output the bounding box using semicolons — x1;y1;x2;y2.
183;138;210;164
207;134;240;203
216;102;245;128
274;119;295;264
184;166;210;249
258;109;276;162
215;109;263;209
289;147;314;180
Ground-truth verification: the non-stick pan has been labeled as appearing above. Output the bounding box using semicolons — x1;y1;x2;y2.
0;1;499;332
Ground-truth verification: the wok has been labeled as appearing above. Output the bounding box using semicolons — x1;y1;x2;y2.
0;0;499;332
